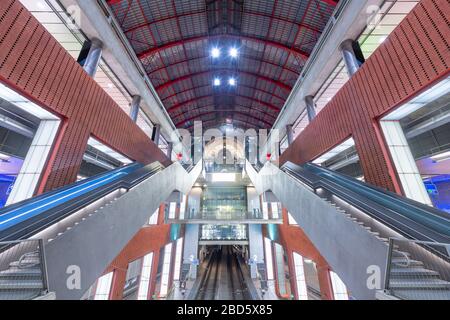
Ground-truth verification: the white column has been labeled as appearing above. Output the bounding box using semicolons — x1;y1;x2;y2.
380;120;432;205
6;119;60;205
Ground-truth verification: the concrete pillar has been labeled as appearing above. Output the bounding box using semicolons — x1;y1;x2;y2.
152;124;161;146
340;39;361;77
83;39;103;78
247;186;264;278
183;224;200;279
129;95;141;123
305;95;317;122
286;125;294;146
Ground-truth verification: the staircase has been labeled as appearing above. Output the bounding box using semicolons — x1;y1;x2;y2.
386;246;450;300
0;240;52;300
0;251;48;300
327;200;450;300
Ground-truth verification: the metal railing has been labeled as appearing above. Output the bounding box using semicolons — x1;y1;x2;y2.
180;209;268;221
0;239;49;300
384;238;450;300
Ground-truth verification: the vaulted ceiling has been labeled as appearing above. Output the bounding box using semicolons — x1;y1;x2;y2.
106;0;338;131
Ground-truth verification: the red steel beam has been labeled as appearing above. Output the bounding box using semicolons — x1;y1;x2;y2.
148;53;301;77
155;69;292;94
161;83;287;103
186;117;270;130
166;94;281;113
118;5;334;39
137;35;310;61
172;104;276;122
176;110;273;127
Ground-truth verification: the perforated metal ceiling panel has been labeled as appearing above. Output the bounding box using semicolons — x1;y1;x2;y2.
107;0;338;130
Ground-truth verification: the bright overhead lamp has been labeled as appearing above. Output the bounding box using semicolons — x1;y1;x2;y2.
229;47;239;58
211;47;221;58
228;77;236;86
213;78;221;86
0;152;10;162
431;150;450;163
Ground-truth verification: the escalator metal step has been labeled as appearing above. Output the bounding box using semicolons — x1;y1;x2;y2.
390;267;440;278
0;279;44;290
389;279;450;289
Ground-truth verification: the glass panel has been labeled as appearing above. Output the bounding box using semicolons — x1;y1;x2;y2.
288;212;298;225
293;252;308;300
94;272;113;300
271;203;280;219
201;187;247;219
330;271;349;300
160;243;173;297
148;208;159;225
123;258;142;299
169;202;177;219
274;243;288;297
179;195;187;219
262;202;269;219
173;238;184;281
264;238;274;280
200;224;247;241
137;252;154;300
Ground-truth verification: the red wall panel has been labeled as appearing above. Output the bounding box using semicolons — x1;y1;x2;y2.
105;204;170;300
280;0;450;193
0;0;170;192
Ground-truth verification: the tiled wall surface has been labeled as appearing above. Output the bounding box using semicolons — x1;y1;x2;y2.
0;0;170;193
281;0;450;193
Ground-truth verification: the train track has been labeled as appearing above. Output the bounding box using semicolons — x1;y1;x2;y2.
195;246;250;300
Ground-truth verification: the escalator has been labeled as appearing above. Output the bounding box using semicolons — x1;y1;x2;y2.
0;159;202;299
246;160;450;299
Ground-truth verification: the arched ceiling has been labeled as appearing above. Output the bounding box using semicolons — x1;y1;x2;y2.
106;0;338;131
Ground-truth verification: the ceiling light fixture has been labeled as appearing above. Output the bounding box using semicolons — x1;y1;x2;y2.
431;150;450;163
213;78;221;86
228;78;236;86
211;47;221;58
229;47;239;58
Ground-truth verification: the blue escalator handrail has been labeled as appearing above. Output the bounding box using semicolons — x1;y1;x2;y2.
302;163;450;236
0;163;142;232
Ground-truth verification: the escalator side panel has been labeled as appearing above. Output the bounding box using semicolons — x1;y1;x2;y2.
44;160;202;300
246;161;389;300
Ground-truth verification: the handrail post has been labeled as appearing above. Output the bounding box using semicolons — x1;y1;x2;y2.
38;239;49;295
384;238;394;293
